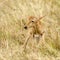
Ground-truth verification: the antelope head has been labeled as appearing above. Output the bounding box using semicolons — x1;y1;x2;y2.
24;15;46;30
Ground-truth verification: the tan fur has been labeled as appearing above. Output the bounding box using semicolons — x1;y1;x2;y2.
23;16;45;50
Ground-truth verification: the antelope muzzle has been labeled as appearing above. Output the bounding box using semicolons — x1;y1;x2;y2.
24;26;28;29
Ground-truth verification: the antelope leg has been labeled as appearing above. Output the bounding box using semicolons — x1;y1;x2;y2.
23;35;31;49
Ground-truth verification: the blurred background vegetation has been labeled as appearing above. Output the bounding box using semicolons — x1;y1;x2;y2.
0;0;60;60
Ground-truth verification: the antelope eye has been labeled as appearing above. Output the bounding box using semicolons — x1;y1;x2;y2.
31;21;34;22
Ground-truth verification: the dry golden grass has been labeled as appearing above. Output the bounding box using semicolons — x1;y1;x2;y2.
0;0;60;60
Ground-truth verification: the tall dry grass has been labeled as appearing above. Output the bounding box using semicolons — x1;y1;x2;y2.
0;0;60;60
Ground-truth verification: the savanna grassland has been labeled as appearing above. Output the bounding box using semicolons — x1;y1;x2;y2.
0;0;60;60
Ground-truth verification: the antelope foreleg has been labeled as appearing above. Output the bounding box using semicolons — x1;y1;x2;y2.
23;35;31;50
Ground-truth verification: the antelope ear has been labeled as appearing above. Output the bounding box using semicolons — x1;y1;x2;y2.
28;16;37;20
39;15;46;20
36;15;46;23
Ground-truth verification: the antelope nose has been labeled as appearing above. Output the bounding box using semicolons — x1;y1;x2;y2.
24;26;27;29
